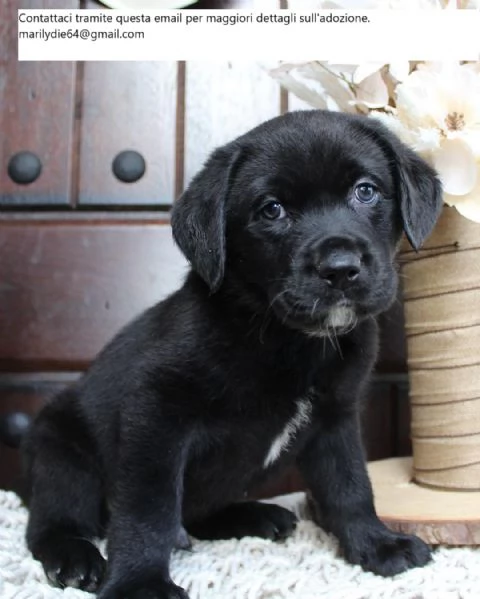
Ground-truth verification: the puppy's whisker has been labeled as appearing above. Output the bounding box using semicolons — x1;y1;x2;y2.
267;288;291;312
259;288;293;334
272;291;300;326
248;312;258;326
342;316;358;336
333;328;343;359
325;324;335;353
259;311;273;344
292;299;303;316
283;303;295;325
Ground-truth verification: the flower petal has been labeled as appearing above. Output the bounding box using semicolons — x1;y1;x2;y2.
413;127;442;152
298;63;357;112
324;62;358;75
355;70;390;108
444;170;480;223
268;70;330;109
353;62;385;84
433;138;478;195
452;199;480;223
369;111;422;148
388;61;411;82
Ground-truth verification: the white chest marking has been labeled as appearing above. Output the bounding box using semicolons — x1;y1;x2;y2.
264;398;312;468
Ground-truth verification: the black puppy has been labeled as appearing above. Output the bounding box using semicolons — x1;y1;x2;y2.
23;110;443;599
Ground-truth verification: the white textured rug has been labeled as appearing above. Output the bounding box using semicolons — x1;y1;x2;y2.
1;490;480;599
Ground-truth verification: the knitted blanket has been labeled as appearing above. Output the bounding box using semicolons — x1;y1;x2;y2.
1;490;479;599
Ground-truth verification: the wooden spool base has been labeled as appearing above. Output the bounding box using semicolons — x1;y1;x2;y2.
368;457;480;545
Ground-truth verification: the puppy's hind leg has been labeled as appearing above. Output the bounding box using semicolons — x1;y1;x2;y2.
187;501;298;542
23;390;107;592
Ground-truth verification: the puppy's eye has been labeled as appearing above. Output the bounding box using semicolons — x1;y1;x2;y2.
354;183;378;204
260;201;287;220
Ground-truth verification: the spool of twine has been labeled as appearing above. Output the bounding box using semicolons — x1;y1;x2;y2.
400;206;480;491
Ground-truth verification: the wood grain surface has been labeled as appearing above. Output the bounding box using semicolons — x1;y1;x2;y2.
0;219;187;370
78;61;178;206
183;61;282;187
368;457;480;545
0;0;79;206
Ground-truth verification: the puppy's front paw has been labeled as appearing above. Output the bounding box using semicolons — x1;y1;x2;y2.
35;536;105;592
344;528;431;577
98;578;189;599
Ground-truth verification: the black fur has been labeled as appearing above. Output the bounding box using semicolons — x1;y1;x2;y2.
22;110;443;598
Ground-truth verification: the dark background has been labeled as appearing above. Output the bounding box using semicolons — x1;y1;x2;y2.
0;0;412;496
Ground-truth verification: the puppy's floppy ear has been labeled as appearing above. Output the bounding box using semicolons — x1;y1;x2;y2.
367;119;444;250
171;145;242;292
395;147;444;250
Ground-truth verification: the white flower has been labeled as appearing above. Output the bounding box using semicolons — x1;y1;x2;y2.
447;173;480;222
267;55;414;115
352;62;411;109
267;61;402;113
373;62;480;222
267;62;359;113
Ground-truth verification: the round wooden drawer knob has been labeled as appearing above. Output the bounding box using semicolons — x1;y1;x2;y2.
112;150;146;183
0;412;32;449
8;151;42;184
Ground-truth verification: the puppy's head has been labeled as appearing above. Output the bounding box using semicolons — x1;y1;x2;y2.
172;110;443;336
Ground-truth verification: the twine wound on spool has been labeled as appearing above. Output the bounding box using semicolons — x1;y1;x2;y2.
400;207;480;491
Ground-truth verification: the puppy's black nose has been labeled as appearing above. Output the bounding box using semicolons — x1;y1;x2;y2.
317;251;361;289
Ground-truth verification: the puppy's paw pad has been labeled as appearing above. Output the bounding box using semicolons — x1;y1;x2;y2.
38;537;105;591
346;531;431;577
